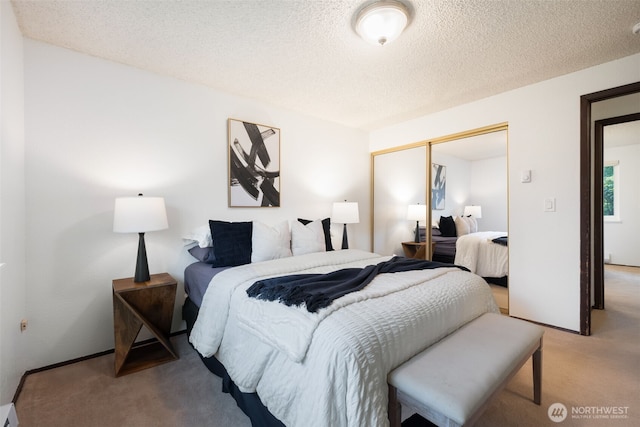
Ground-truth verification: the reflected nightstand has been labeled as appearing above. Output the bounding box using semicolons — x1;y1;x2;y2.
402;241;436;260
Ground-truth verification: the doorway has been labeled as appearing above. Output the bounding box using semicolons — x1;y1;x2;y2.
579;81;640;336
593;113;640;310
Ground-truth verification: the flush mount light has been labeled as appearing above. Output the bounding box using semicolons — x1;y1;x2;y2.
355;0;410;46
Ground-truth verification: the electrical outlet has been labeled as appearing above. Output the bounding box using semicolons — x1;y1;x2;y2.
20;319;28;332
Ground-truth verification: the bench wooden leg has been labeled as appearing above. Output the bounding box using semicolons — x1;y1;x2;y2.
533;338;543;405
388;385;402;427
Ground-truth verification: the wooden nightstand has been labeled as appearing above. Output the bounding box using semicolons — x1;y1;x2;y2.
112;273;178;377
402;241;436;260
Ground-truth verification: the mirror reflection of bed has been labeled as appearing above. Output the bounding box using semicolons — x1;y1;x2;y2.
430;129;509;314
371;125;509;314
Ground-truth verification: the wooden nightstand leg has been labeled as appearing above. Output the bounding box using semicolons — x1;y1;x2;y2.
112;274;178;377
113;293;144;375
115;293;178;360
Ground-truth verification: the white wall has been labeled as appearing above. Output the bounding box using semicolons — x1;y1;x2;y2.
23;39;370;370
603;143;640;267
0;1;27;403
370;53;640;332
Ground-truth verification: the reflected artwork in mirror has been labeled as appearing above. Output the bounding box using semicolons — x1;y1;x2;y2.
431;163;446;210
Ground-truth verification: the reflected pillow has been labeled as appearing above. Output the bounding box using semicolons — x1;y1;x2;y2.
466;216;478;233
439;216;457;237
454;216;471;236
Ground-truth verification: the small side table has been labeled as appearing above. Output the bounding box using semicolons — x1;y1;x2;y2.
402;242;427;259
402;241;436;260
112;273;178;377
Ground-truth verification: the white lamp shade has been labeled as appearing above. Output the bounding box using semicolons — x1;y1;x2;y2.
113;196;168;233
407;204;426;221
355;1;409;46
463;205;482;218
332;202;360;224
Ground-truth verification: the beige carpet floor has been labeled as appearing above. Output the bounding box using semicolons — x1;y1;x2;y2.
15;265;639;427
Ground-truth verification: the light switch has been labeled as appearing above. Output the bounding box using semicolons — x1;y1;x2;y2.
521;170;531;183
544;198;556;212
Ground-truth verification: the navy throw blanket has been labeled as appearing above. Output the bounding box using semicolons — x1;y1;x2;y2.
492;236;508;246
246;256;469;313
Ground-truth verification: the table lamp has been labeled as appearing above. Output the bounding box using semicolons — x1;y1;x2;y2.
463;205;482;218
407;203;426;243
113;194;168;282
332;201;360;249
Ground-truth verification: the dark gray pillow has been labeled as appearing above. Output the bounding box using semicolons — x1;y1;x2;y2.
209;220;253;267
188;246;216;264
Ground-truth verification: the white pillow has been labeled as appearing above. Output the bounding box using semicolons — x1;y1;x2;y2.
183;225;212;248
291;219;326;256
465;216;478;233
454;216;470;236
251;221;292;262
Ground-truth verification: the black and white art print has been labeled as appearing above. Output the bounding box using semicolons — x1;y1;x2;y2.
228;119;281;207
432;163;446;210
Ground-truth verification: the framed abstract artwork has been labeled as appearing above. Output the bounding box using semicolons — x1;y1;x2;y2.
432;163;446;210
228;119;281;207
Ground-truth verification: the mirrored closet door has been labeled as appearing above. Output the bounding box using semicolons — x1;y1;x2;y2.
371;124;509;313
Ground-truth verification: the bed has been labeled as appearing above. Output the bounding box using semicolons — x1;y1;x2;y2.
454;231;509;279
430;229;458;264
427;223;508;287
184;242;499;427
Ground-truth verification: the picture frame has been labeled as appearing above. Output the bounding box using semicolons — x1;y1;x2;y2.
228;119;281;207
432;163;446;210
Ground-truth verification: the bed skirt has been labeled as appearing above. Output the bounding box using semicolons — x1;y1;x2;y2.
182;297;284;427
484;276;508;287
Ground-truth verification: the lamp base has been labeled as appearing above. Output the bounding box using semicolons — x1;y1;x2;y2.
414;221;420;243
134;232;150;283
341;223;349;250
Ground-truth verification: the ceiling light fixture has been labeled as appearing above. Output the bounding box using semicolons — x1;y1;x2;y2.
355;0;410;46
633;21;640;35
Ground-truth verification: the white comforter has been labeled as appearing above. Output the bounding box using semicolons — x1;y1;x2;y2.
190;249;498;427
455;231;509;278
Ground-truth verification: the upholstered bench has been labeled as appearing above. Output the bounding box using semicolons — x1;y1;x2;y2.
388;313;544;427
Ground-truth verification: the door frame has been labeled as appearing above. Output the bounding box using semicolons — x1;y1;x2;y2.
579;81;640;335
592;112;640;310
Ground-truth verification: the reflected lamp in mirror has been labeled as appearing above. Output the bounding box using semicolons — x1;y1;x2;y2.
463;205;482;218
113;194;168;283
407;203;426;243
332;201;360;250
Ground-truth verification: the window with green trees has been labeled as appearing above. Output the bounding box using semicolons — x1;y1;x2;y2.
603;161;619;221
603;165;614;216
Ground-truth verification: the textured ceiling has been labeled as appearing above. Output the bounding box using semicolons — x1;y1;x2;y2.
10;0;640;130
